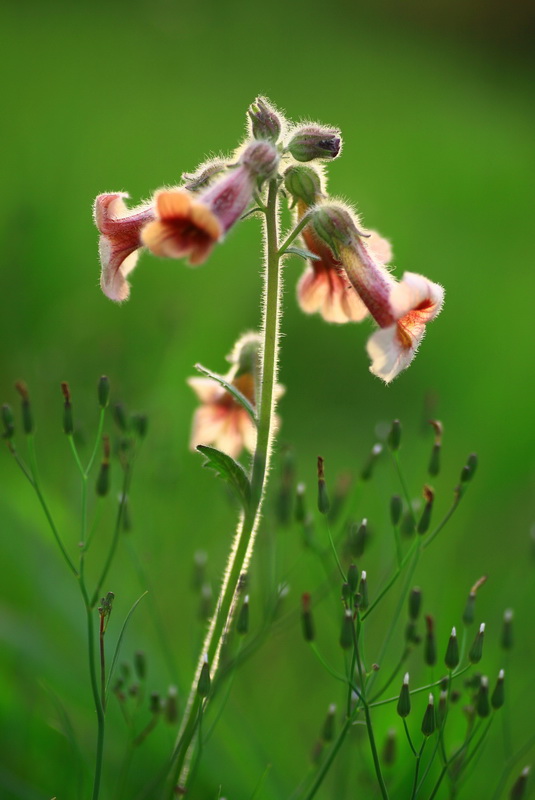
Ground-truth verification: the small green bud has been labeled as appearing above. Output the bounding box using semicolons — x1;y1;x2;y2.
382;728;397;766
339;609;354;650
358;571;369;611
405;620;420;644
287;124;341;162
134;650;147;681
445;627;460;670
112;402;129;432
476;676;490;718
98;375;110;409
468;623;485;664
347;564;359;595
301;593;315;642
460;452;478;483
400;510;416;537
417;486;434;535
321;703;336;743
397;673;411;718
491;669;505;710
283;165;322;206
462;576;487;626
408;587;422;621
236;595;249;635
437;690;448;727
421;693;436;737
131;413;148;439
428;443;441;477
510;766;531;800
310;204;355;257
501;609;514;650
388;419;402;451
317;456;330;514
165;685;179;724
349;518;369;558
1;404;15;439
295;482;307;524
149;691;161;714
15;381;33;434
248;96;282;143
60;382;74;435
390;495;403;527
197;655;211;698
361;443;383;481
424;615;437;666
96;436;111;497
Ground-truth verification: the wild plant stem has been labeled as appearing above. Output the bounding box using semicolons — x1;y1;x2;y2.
80;581;105;800
410;738;427;800
167;179;283;795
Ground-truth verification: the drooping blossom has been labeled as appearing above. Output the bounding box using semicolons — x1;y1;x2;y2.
93;193;155;301
311;204;444;382
141;140;279;265
188;333;284;459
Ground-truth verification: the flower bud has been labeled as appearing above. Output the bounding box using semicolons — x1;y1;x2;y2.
424;615;437;666
287;124;341;162
295;482;307;524
310;204;355;257
400;510;416;537
98;375;110;409
283;165;322;206
165;685;179;723
96;436;111;497
15;381;33;435
321;703;337;742
241;140;279;183
1;404;15;439
390;495;403;527
339;608;354;650
421;693;436;737
397;673;411;718
236;595;250;635
445;627;460;670
437;690;448;727
149;691;161;714
182;159;227;192
388;420;402;451
301;593;315;642
197;654;211;698
510;766;531;800
476;675;490;717
501;609;514;650
248;97;282;143
113;402;129;432
317;456;330;515
491;669;505;710
361;443;383;481
61;382;74;435
349;518;369;558
408;587;422;621
405;621;420;644
468;623;485;664
417;486;434;535
382;728;397;766
428;420;443;477
134;650;147;681
460;452;478;483
347;564;359;595
131;413;148;439
359;571;369;611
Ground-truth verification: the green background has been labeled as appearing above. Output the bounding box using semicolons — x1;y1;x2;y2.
1;0;534;797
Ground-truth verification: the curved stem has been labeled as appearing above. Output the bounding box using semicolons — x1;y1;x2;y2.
167;179;283;795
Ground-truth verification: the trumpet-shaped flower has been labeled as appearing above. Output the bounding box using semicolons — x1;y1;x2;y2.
311;204;444;382
94;193;155;301
141;140;279;265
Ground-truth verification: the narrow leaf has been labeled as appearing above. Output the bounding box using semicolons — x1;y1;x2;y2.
285;245;321;261
105;591;148;698
195;363;256;424
197;445;251;510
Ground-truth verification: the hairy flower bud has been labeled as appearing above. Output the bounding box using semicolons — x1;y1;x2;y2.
397;673;411;718
468;623;485;664
310;205;356;257
240;140;280;183
283;165;323;206
287;124;341;162
248;96;282;143
445;627;460;670
491;669;505;710
421;693;436;737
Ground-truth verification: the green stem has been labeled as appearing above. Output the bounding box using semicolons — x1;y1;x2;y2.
167;179;283;795
90;465;131;607
277;212;311;255
410;738;427;800
80;583;105;800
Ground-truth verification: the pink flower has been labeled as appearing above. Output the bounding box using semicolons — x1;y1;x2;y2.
311;204;444;382
141;141;279;265
187;372;257;460
93;193;155;301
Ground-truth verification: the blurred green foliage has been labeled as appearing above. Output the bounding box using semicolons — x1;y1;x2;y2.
1;1;534;797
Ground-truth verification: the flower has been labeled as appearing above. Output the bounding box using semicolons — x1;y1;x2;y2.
188;372;257;460
311;204;444;382
141;140;279;265
93;193;155;301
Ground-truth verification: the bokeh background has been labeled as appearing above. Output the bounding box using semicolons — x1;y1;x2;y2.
1;0;534;798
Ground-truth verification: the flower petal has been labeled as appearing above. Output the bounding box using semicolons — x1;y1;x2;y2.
366;325;418;384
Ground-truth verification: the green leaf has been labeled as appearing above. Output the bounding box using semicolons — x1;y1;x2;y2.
195;363;256;425
197;445;251;510
285;245;321;261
